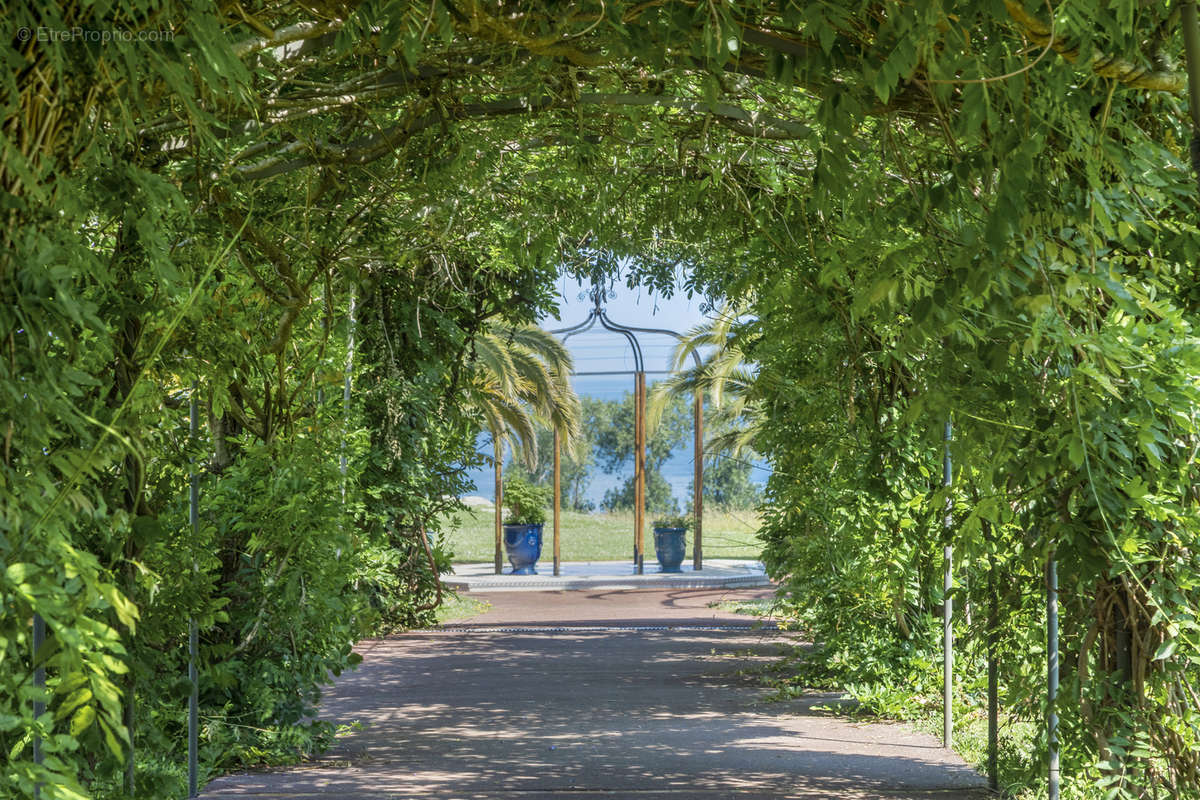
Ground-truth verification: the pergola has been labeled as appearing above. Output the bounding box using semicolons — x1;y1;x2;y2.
493;283;704;576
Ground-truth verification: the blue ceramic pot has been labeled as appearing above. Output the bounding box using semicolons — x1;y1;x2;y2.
653;527;687;573
503;523;544;575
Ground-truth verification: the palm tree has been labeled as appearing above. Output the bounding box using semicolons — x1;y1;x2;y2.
647;299;761;457
467;320;581;469
466;319;581;572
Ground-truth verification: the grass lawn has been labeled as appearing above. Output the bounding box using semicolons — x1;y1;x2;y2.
433;594;491;623
436;507;764;563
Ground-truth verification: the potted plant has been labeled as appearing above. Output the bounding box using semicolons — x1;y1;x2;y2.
502;477;551;574
651;514;691;573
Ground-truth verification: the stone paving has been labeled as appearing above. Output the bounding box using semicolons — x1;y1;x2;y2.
443;559;770;592
199;588;990;799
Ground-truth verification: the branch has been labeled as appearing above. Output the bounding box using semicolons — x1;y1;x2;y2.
580;93;812;139
233;92;811;181
232;20;344;59
1005;0;1186;93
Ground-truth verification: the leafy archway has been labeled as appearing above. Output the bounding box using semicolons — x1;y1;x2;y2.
4;2;1200;797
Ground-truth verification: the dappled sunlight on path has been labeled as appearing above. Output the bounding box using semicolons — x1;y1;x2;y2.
200;590;987;799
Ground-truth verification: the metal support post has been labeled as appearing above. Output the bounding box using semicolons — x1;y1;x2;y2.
188;388;200;797
125;683;135;795
1181;0;1200;194
987;541;999;792
33;612;45;800
1047;556;1060;800
340;291;355;482
942;418;953;749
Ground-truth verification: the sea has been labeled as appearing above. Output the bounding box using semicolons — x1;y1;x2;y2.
459;373;769;507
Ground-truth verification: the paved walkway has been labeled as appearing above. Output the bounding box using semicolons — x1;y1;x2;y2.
443;559;770;592
200;589;989;799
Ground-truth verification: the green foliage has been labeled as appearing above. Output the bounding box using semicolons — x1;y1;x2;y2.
502;477;551;526
5;0;1200;797
693;452;763;511
591;392;691;475
467;321;582;468
506;424;596;512
651;515;692;531
602;469;678;515
589;392;689;513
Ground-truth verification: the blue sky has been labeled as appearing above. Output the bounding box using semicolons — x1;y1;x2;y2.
541;274;706;332
539;274;708;377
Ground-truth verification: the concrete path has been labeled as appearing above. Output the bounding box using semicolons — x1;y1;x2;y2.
443;559;770;592
200;589;989;799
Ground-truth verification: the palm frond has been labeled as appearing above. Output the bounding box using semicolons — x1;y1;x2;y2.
463;320;584;466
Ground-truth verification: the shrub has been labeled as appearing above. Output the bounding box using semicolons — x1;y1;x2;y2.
502;477;550;525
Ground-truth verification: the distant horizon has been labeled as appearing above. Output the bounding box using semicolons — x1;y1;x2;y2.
460;274;762;506
459;380;768;508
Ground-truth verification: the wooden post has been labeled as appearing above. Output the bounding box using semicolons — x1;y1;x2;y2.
693;391;703;570
494;437;503;575
634;372;646;574
553;430;561;577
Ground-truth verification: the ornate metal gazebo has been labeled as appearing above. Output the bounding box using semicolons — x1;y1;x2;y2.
492;282;704;576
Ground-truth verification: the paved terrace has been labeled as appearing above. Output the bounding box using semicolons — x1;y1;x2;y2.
443;558;771;592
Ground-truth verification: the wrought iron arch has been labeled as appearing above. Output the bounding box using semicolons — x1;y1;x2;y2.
492;281;705;576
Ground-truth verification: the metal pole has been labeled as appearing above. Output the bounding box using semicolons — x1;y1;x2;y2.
1185;2;1200;128
553;430;561;577
987;543;999;793
125;683;135;795
693;392;703;570
32;612;45;800
1047;555;1060;800
1182;2;1200;197
494;438;503;575
340;291;356;481
942;418;953;749
188;388;200;797
336;291;356;564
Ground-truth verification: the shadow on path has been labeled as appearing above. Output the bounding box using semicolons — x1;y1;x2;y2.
200;590;989;799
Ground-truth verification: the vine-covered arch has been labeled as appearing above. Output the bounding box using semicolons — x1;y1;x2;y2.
7;2;1200;798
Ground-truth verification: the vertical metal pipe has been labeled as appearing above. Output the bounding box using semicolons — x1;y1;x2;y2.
987;646;998;790
553;430;561;577
1181;2;1200;127
1181;2;1200;195
494;438;503;575
337;291;356;561
634;372;646;574
32;612;45;800
693;392;703;571
340;291;356;481
188;388;200;798
125;682;135;795
942;418;953;749
987;543;999;792
1047;556;1060;800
